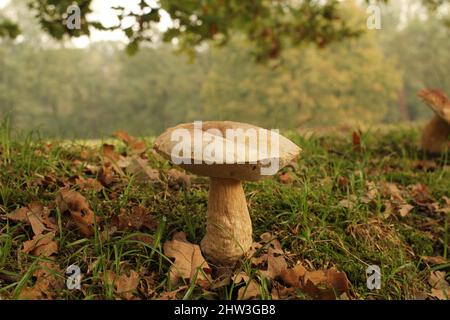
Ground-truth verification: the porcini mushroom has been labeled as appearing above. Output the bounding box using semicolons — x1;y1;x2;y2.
418;89;450;154
153;121;301;265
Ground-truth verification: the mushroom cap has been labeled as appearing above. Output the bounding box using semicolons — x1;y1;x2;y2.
153;121;301;181
418;89;450;124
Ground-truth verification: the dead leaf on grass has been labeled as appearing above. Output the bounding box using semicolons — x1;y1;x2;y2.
166;168;191;190
75;176;103;192
127;157;161;185
6;202;57;235
279;172;293;185
163;231;212;288
105;270;140;300
428;271;450;300
22;232;57;257
112;206;157;232
18;261;63;300
56;189;99;237
238;279;261;300
113;130;146;154
398;204;414;217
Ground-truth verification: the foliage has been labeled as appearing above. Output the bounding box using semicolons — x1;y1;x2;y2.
0;0;448;59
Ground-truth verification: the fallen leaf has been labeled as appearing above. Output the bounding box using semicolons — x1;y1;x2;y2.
127;157;160;185
232;272;250;284
280;264;307;287
428;271;450;300
113;130;146;154
106;270;140;300
6;202;56;235
166;169;190;190
399;204;414;217
22;232;58;257
352;130;362;152
99;163;115;186
112;206;157;231
238;280;261;300
423;256;448;265
279;172;293;184
163;231;212;288
265;247;288;280
6;207;29;222
75;177;103;192
409;183;432;205
102;144;129;172
18;261;63;300
56;189;99;237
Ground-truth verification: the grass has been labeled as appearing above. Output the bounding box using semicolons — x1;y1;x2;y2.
0;119;449;300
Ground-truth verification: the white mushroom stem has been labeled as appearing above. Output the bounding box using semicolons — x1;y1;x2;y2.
421;115;450;153
200;178;253;265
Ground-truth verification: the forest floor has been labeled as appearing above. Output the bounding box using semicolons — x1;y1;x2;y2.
0;120;449;300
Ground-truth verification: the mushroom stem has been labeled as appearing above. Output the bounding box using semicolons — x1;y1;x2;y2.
200;177;253;265
421;115;450;153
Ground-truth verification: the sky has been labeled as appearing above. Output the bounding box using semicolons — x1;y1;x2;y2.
0;0;172;47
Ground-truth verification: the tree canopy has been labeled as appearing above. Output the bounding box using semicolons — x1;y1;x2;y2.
1;0;449;60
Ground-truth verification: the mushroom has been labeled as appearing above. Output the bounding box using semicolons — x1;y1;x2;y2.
418;89;450;154
153;121;301;265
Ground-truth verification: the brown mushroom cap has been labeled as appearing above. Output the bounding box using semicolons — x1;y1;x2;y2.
153;121;301;181
418;89;450;124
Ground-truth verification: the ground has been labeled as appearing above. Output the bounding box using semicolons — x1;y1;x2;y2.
0;120;449;300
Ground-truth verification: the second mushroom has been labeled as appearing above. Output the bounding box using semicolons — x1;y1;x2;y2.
418;89;450;154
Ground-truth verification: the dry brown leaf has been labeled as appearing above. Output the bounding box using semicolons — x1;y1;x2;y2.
271;282;296;300
363;181;379;203
279;172;293;184
113;130;135;145
428;271;450;300
302;268;350;300
163;231;212;288
238;280;261;300
27;210;46;236
158;286;189;300
409;183;432;205
352;130;362;152
22;232;57;257
75;177;103;192
166;168;191;190
6;202;56;236
414;160;437;172
112;206;157;231
127;157;160;184
423;256;449;265
379;181;403;202
6;207;29;222
399;204;414;217
280;264;307;287
339;199;355;209
266;247;288;280
18;261;63;300
232;272;250;284
106;270;140;300
99;163;115;186
102;144;129;173
113;130;146;154
56;189;99;237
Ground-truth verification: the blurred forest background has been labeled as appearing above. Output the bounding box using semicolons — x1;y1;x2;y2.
0;0;449;138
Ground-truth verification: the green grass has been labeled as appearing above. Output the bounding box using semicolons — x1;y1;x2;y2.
0;119;449;300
